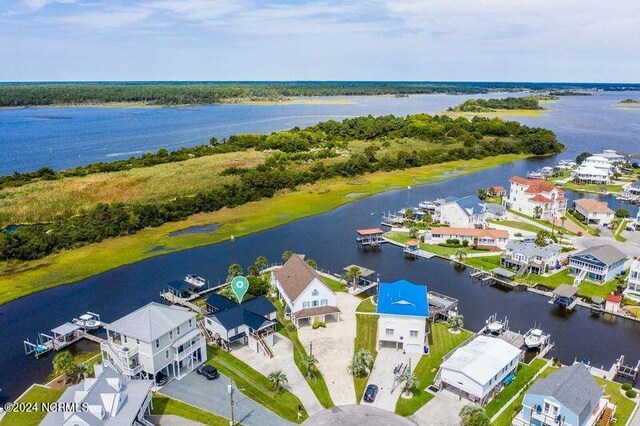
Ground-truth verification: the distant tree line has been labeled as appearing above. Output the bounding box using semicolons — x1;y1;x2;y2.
448;97;543;112
0;113;564;261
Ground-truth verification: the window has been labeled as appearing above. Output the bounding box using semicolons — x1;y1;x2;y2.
312;300;319;307
409;330;419;338
165;350;169;359
303;301;310;309
136;339;140;345
123;336;128;344
169;330;173;339
155;339;160;349
543;402;559;417
385;328;394;336
321;299;327;306
189;319;193;328
177;326;181;336
312;289;319;296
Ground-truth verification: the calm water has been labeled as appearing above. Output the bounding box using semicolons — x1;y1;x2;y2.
1;91;640;401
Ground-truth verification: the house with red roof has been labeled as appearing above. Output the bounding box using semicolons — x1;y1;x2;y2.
505;176;567;220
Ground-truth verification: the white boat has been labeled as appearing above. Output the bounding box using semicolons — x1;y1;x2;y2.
72;313;103;330
526;171;545;179
185;274;206;288
487;321;505;334
524;328;547;349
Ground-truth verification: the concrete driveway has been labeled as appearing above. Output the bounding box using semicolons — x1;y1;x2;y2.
233;334;324;415
160;370;293;426
572;230;640;258
365;347;422;412
303;405;417;426
298;292;360;406
410;388;468;426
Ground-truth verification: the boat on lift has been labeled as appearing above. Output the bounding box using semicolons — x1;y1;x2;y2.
487;321;505;334
72;312;103;330
185;274;207;288
524;328;547;349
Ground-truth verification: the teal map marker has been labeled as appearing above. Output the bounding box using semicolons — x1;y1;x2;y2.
231;276;249;303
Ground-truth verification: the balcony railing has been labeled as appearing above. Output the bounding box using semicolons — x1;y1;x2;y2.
174;335;204;362
101;342;143;377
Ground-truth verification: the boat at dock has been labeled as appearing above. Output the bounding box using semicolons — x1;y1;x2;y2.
484;313;508;335
526;170;545;179
524;328;548;349
72;312;103;330
185;274;207;288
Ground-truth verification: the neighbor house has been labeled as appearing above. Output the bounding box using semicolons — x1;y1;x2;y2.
599;149;625;164
513;362;613;426
505;177;567;220
568;245;627;284
573;155;614;184
424;227;509;250
204;294;277;356
438;335;522;405
101;302;206;384
500;240;562;275
376;279;430;354
622;179;640;197
573;198;615;226
626;257;640;301
439;195;486;228
489;186;506;197
41;363;154;426
483;203;507;221
271;254;340;327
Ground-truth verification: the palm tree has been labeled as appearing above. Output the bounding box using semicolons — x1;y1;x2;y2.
53;351;75;384
399;371;420;397
300;355;318;378
345;266;362;287
533;205;543;219
409;227;419;238
268;370;288;394
74;363;89;382
282;250;293;262
247;264;259;277
255;255;268;271
560;215;567;230
306;259;317;269
448;314;464;332
460;404;484;424
404;209;414;220
227;263;243;281
455;248;468;262
348;348;374;377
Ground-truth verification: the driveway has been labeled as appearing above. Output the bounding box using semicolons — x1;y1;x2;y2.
160;371;293;426
302;405;416;426
365;347;422;412
410;388;468;426
298;292;360;406
572;230;640;259
233;334;324;415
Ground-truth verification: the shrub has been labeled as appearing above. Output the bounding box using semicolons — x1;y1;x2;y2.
285;323;297;332
622;383;632;391
312;320;321;329
625;389;637;398
318;321;327;328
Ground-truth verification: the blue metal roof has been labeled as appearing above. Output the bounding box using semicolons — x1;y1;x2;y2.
206;295;276;331
376;279;429;317
206;294;237;311
454;195;483;216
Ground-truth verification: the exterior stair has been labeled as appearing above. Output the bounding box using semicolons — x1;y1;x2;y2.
598;407;613;426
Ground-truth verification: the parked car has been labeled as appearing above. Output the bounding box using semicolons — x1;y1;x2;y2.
197;364;219;380
363;384;378;402
155;371;169;386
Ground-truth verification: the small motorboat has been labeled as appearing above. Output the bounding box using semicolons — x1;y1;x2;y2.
526;171;545;179
185;274;207;288
72;312;103;330
487;321;505;334
524;328;547;349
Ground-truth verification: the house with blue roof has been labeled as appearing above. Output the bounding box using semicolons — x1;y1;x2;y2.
440;195;486;228
376;279;430;354
204;294;277;356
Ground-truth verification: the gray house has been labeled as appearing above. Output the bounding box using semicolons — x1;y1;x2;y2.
568;245;627;284
41;363;154;426
501;240;562;275
513;363;612;426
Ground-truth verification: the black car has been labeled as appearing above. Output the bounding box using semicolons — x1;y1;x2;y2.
197;364;220;380
363;384;378;402
155;371;169;386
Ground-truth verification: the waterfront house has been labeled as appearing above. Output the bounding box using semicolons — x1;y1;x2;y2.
101;302;206;384
605;294;622;313
438;335;522;405
599;149;625;164
271;254;341;327
626;257;640;301
513;363;612;426
440;195;486;228
505;177;567;220
573;199;615;227
424;227;509;250
500;240;561;275
489;186;507;197
568;245;626;284
204;294;277;356
376;279;429;354
573;155;614;184
483;203;507;221
622;179;640;197
41;363;153;426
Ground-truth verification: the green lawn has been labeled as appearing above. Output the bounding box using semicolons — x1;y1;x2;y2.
45;349;101;383
151;395;230;426
508;210;577;236
395;323;472;416
565;211;597;236
562;182;623;194
528;268;621;300
594;377;637;425
356;297;377;313
353;314;379;403
322;275;347;293
489;219;544;234
464;255;502;271
484;359;547;418
614;219;630;242
206;346;308;423
384;231;490;257
0;385;64;426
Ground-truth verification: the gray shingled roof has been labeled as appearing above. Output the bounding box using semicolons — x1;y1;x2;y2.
528;363;602;424
484;203;506;214
505;241;561;259
104;302;195;342
572;244;626;266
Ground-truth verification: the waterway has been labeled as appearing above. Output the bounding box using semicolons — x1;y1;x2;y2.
1;91;640;401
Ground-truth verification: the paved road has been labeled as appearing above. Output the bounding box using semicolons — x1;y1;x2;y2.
160;371;293;426
365;347;421;412
302;404;416;426
410;388;468;426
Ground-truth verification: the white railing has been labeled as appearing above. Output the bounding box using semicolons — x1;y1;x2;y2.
174;335;204;362
101;343;143;377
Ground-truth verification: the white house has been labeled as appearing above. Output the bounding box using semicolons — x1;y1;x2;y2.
568;245;627;284
573;198;615;226
376;279;430;354
573;165;611;184
440;195;486;228
500;240;562;275
439;335;523;405
41;363;154;426
599;149;625;164
101;302;206;384
424;227;510;249
271;254;341;327
505;177;567;220
626;257;640;301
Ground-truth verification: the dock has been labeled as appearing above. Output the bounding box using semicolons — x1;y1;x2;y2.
159;281;227;314
470;268;519;288
356;228;386;251
24;315;106;359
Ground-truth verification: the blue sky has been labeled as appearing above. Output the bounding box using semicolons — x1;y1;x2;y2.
1;0;639;82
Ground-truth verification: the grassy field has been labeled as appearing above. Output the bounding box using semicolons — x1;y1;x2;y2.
489;219;544;234
0;385;64;426
151;395;230;425
322;275;347;293
353;313;379;403
44;349;101;383
206;346;308;423
0;153;528;306
562;181;623;194
464;255;502;271
527;268;622;300
395;323;471;416
356;297;377;313
594;377;637;425
384;231;491;257
508;210;577;236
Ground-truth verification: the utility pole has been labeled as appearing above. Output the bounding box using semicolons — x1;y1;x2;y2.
309;341;313;356
228;380;235;426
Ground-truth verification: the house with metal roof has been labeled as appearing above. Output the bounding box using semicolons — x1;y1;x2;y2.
500;240;562;275
204;294;277;356
568;245;627;284
101;302;206;384
438;335;522;405
376;279;430;354
41;363;154;426
271;254;341;327
513;363;613;426
440;195;486;228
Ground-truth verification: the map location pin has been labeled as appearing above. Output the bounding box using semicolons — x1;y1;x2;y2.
231;276;249;303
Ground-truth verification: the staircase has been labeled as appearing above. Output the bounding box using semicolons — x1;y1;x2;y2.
598;407;613;426
517;262;529;278
573;268;588;287
197;318;214;344
101;342;142;378
255;334;274;358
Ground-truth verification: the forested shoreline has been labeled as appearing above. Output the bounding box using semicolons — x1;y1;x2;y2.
448;96;546;112
0;113;563;262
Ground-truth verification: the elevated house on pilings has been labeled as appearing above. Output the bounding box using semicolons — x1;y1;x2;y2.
356;228;385;251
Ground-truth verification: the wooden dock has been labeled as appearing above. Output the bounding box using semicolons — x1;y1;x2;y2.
160;282;227;314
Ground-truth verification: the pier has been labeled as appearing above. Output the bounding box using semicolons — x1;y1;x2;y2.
23;316;106;359
159;281;227;314
470;268;519;288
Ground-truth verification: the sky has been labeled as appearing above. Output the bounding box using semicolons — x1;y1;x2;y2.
1;0;639;82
